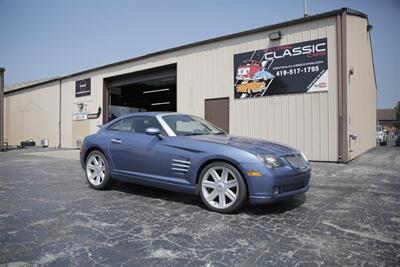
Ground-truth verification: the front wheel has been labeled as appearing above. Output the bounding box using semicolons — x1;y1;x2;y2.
85;150;113;190
198;162;247;213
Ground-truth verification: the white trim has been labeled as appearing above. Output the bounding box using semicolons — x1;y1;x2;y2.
171;167;189;172
156;114;176;137
172;159;191;164
172;163;190;168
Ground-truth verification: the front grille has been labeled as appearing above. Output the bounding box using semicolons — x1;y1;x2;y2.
284;154;308;170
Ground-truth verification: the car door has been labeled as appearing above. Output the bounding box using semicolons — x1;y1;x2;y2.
108;116;173;179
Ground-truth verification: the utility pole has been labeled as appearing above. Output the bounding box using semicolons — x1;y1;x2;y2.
304;0;308;17
0;67;5;151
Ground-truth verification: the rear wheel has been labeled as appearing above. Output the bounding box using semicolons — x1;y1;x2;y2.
198;162;247;213
85;150;113;190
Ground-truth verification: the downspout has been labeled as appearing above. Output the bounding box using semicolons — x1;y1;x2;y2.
341;11;349;162
337;11;349;163
0;68;5;151
58;79;62;149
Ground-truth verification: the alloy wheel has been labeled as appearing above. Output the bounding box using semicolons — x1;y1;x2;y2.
86;154;106;186
201;166;239;209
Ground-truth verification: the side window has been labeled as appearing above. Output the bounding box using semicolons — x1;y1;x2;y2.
107;117;134;132
107;120;122;131
107;116;164;135
132;116;164;134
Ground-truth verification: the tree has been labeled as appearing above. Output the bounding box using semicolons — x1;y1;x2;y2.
394;101;400;130
396;101;400;120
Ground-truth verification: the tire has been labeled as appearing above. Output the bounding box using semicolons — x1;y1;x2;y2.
85;150;114;190
198;162;247;213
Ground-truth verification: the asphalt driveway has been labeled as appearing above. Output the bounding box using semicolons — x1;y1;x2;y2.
0;147;399;266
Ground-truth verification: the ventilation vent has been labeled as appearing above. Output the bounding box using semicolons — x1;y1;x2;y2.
171;158;191;175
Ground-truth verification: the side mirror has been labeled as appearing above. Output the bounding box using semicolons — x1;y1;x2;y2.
145;127;164;139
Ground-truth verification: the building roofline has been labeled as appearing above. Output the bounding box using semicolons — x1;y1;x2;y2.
5;7;367;95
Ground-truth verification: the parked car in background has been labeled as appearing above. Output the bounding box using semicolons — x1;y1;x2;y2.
80;112;311;213
376;125;387;146
395;131;400;146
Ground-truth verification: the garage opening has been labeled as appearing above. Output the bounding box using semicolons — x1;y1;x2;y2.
104;64;176;123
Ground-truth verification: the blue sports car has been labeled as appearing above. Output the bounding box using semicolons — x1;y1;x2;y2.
80;112;310;213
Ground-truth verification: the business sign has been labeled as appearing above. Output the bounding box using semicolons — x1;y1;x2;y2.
75;78;91;97
234;38;328;99
72;112;88;121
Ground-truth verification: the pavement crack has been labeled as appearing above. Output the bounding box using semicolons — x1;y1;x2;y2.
322;220;400;245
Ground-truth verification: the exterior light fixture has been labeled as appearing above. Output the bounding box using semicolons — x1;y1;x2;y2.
143;88;170;94
367;24;373;32
269;31;282;41
151;102;171;106
77;103;84;111
349;133;358;141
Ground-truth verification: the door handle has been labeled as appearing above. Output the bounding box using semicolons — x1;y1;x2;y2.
111;138;122;144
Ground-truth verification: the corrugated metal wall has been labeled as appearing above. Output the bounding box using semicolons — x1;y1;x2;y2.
346;15;377;160
177;17;339;161
4;81;60;148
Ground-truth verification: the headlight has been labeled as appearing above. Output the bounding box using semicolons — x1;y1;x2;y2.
257;154;285;169
300;152;308;162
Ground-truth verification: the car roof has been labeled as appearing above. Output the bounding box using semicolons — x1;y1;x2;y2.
108;111;185;121
102;111;194;130
132;111;174;116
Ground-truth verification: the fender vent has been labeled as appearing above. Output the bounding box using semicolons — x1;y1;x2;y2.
171;158;191;175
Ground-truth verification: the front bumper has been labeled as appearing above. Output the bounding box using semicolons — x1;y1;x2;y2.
79;146;86;169
240;163;311;205
249;184;309;205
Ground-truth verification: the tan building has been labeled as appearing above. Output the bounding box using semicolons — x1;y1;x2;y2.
2;8;377;162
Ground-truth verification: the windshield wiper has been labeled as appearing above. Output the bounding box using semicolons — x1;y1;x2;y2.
214;132;226;135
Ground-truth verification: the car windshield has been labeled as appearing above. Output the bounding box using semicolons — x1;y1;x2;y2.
163;115;224;136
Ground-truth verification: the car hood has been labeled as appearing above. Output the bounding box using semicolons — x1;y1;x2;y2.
185;134;298;156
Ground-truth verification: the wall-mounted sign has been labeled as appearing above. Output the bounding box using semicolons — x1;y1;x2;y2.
73;107;101;121
72;112;88;121
75;78;91;97
234;38;328;99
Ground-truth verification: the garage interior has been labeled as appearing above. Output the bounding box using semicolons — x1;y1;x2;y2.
104;64;177;122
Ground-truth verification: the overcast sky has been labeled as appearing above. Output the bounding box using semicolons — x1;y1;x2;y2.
0;0;399;108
